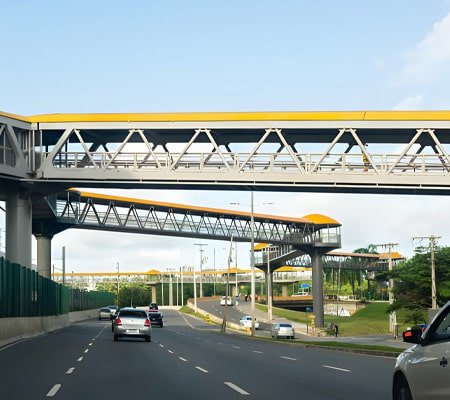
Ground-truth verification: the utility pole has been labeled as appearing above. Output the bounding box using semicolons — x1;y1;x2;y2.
412;235;441;310
374;242;399;335
194;243;208;298
116;262;120;305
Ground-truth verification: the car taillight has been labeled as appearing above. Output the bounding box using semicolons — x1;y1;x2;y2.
115;318;122;326
404;331;412;337
144;318;150;327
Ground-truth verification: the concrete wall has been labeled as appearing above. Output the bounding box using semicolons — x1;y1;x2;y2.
0;309;98;348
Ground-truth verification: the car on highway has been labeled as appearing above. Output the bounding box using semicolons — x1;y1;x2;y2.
220;296;233;306
392;300;450;399
98;307;112;320
148;311;164;327
239;315;260;329
148;302;159;312
107;305;119;319
271;323;295;339
113;307;152;342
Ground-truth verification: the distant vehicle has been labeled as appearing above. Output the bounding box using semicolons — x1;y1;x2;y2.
239;316;259;329
393;300;450;399
148;311;164;327
148;303;159;312
98;307;112;320
271;323;295;339
107;305;119;319
113;307;152;342
220;296;233;306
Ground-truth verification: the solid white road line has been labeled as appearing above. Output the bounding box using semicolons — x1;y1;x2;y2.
46;384;61;397
179;357;188;362
77;357;83;362
323;365;351;372
195;366;209;373
224;382;250;395
281;356;297;361
66;367;75;374
252;350;263;354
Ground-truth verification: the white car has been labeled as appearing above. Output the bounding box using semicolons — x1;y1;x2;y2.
239;316;260;329
271;323;295;339
220;296;233;306
393;300;450;399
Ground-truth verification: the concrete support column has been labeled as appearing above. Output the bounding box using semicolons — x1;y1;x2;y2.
281;283;289;297
231;285;237;297
36;235;52;278
169;274;173;306
151;286;157;303
311;249;325;328
5;189;32;268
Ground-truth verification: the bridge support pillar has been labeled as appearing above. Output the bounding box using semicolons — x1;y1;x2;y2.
281;283;289;297
5;189;32;268
311;249;325;328
36;235;52;278
151;286;157;303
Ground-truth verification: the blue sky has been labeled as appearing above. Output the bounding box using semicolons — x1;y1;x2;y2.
2;1;450;272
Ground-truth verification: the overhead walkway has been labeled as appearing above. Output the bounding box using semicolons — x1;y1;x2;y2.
2;110;450;195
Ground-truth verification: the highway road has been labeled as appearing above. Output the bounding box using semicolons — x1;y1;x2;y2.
0;310;395;399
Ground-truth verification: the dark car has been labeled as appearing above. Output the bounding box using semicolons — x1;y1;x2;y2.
148;311;163;327
148;303;159;312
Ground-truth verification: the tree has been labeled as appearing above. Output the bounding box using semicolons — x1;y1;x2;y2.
377;246;450;315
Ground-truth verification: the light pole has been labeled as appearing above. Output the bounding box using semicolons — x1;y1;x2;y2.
230;196;272;337
116;262;120;305
222;236;234;333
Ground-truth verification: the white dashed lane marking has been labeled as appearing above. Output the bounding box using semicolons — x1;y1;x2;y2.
281;356;297;361
179;357;188;362
168;350;174;354
66;367;75;374
195;366;209;373
84;349;89;353
77;357;83;362
323;365;351;372
46;384;61;397
252;350;263;354
224;382;249;395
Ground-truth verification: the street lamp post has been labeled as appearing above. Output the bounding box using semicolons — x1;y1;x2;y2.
250;191;256;337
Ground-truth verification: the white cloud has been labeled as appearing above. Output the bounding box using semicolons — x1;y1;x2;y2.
397;12;450;85
394;94;424;110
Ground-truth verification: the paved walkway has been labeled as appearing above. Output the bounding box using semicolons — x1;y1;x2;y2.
235;300;410;349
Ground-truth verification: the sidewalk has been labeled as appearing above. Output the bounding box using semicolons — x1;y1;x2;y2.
234;300;410;349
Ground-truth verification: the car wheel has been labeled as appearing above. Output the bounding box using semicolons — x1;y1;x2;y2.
145;336;151;342
393;374;412;400
114;335;118;342
160;323;163;328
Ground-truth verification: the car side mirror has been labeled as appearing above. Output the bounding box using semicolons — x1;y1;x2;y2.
403;328;423;344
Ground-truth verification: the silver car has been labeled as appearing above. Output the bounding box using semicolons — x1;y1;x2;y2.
113;308;152;342
393;300;450;399
271;323;295;339
98;307;112;320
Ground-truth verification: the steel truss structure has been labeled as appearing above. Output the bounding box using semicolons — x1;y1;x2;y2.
51;191;341;250
2;111;450;194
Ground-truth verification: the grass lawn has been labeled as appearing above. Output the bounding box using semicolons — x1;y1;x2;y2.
257;302;413;336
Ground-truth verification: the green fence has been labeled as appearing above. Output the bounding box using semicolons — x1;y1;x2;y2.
0;257;114;318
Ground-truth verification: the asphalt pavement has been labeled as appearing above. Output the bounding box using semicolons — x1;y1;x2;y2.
198;297;411;350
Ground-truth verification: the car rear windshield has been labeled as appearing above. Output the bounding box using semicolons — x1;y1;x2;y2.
100;308;111;312
280;324;292;328
119;310;147;318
